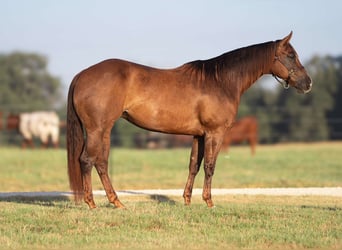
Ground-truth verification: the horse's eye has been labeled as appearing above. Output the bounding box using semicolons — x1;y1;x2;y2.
288;53;295;59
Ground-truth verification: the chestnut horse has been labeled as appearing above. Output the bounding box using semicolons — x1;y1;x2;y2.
221;116;258;155
67;32;312;209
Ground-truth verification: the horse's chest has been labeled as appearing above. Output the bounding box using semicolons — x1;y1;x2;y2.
196;97;236;129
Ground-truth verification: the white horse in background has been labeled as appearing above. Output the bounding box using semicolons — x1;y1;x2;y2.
19;111;60;148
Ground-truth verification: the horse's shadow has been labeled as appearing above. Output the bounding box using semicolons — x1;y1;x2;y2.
0;192;177;207
118;190;177;206
0;195;70;207
149;194;177;205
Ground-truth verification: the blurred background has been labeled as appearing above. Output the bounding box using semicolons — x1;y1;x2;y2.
1;0;341;148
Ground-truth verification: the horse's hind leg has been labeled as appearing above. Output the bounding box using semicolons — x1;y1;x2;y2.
183;136;204;205
94;129;125;208
81;128;124;209
80;137;97;209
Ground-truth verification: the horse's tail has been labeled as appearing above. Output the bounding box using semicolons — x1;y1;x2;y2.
67;75;84;202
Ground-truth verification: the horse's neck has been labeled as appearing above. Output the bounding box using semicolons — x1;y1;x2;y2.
223;42;276;95
238;68;265;95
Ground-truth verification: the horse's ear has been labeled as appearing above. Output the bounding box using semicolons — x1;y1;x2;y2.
280;31;293;47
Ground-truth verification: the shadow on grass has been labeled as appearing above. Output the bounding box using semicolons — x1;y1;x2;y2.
0;194;70;207
301;205;342;211
119;190;178;205
149;194;177;205
0;193;177;208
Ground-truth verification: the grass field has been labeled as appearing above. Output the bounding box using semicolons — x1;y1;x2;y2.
0;196;341;249
0;142;341;249
0;142;341;191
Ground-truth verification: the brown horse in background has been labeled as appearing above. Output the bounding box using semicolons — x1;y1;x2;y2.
67;32;312;209
0;112;3;130
222;116;258;155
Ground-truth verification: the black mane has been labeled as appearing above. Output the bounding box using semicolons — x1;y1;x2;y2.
185;41;276;82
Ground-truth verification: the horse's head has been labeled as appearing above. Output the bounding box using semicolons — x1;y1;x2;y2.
271;32;312;94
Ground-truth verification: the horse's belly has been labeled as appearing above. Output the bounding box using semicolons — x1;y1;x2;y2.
122;106;204;135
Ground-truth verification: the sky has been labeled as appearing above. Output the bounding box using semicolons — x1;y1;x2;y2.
1;0;342;95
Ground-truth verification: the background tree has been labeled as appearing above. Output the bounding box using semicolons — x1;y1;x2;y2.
239;81;279;143
326;56;342;140
0;52;62;112
275;55;339;141
239;55;341;143
0;52;63;146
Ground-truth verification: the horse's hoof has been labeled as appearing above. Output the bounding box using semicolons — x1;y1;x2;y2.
205;199;215;208
85;200;97;209
184;197;191;206
114;200;125;209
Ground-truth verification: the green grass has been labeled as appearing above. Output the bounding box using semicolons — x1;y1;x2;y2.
0;196;341;249
0;142;341;249
0;142;341;191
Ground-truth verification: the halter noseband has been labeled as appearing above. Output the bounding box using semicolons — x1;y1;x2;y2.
272;56;296;90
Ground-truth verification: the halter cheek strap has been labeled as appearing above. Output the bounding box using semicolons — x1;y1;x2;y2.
272;56;295;89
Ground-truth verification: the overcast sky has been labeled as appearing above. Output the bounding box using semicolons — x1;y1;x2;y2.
1;0;341;95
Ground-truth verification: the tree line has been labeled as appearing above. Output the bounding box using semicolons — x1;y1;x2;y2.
1;52;341;147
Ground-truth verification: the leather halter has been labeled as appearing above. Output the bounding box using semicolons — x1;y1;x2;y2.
272;56;296;89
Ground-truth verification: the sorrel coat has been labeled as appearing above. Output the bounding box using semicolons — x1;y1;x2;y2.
67;32;312;209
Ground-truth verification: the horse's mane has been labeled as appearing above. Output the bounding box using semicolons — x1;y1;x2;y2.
184;41;276;86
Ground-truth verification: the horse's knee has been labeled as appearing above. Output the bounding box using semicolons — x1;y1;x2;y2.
204;162;215;177
80;151;95;173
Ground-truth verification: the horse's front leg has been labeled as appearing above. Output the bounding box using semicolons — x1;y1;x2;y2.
183;136;204;205
202;132;224;207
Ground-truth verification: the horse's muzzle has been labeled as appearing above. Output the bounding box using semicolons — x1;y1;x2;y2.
295;75;312;94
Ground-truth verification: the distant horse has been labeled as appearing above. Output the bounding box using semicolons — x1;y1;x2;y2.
221;116;258;155
67;32;312;209
0;111;3;130
7;111;60;148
